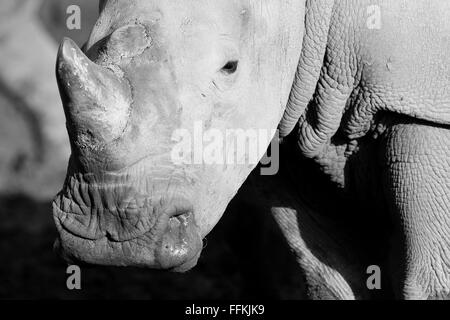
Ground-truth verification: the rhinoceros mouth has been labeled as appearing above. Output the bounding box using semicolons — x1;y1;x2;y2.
54;208;203;271
53;196;193;242
52;177;204;271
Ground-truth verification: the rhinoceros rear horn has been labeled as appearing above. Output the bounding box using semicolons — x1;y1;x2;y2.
56;37;131;144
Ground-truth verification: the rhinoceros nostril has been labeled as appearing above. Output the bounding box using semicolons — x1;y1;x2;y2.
105;230;116;242
167;212;192;229
156;211;202;271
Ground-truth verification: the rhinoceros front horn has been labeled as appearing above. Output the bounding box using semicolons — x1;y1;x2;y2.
56;37;132;149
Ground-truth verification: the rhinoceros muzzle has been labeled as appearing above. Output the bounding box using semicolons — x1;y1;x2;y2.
52;172;203;271
53;38;203;271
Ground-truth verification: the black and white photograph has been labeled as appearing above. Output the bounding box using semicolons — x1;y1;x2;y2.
1;0;450;307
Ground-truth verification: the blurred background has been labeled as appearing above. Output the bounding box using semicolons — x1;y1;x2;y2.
0;0;303;299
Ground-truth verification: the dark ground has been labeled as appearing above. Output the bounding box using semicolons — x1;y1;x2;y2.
0;193;304;299
0;194;239;299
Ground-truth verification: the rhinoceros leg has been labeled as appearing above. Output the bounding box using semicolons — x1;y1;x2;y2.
271;206;362;299
381;117;450;300
242;161;370;300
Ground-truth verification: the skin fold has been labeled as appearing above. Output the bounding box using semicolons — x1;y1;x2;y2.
381;118;450;299
53;0;450;299
280;0;450;299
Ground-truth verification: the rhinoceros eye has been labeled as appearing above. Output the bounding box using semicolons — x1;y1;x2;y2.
221;60;238;74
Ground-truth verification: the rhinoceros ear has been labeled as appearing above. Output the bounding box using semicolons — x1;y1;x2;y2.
278;0;335;138
56;37;131;144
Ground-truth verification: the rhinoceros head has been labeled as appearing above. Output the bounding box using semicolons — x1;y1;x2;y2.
53;0;304;271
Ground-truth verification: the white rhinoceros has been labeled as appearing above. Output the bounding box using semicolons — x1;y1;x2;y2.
53;0;450;300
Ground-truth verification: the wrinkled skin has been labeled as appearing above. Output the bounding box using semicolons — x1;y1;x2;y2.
54;0;450;300
54;0;304;272
280;0;450;299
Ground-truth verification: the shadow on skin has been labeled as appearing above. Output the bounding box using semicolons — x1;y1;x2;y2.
237;131;396;300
